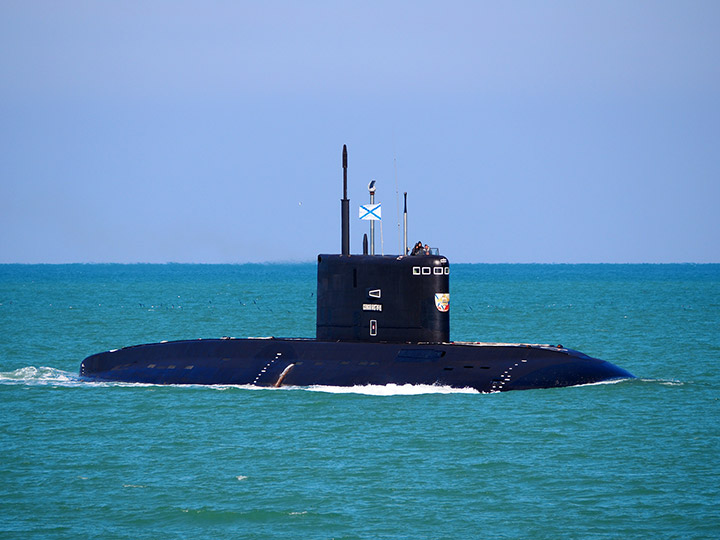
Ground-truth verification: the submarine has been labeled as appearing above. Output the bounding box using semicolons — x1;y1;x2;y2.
80;145;634;392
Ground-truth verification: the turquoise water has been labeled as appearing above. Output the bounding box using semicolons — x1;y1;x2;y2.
1;264;718;539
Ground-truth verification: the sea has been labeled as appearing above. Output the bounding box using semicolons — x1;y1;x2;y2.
1;263;718;540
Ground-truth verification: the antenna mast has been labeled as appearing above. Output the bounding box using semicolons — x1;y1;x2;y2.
394;153;401;255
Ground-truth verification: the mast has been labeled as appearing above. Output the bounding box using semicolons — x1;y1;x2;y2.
403;192;408;255
341;145;350;255
368;180;376;255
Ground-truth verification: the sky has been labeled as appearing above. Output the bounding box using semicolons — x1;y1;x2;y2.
1;1;718;263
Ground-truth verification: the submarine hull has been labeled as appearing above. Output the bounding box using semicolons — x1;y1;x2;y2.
80;338;633;392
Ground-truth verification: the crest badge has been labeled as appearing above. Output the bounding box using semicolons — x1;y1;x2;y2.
434;293;449;312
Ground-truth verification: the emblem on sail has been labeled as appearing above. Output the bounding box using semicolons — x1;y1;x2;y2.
435;293;449;312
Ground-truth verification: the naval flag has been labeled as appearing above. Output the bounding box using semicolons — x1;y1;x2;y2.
359;203;381;221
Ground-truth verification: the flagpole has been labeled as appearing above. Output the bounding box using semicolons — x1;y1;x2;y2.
368;180;376;255
359;201;382;254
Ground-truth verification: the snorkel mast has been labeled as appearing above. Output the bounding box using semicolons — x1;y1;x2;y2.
341;145;350;256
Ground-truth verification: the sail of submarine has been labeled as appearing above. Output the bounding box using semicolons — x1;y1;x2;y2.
80;145;634;392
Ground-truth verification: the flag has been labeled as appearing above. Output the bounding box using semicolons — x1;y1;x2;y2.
359;203;381;220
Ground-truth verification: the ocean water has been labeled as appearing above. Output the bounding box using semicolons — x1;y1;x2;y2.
1;263;718;540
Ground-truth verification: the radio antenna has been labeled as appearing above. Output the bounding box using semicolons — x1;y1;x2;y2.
393;146;401;255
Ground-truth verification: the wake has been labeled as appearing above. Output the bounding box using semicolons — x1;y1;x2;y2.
0;366;82;387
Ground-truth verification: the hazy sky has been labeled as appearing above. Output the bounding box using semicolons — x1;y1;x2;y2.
1;1;718;263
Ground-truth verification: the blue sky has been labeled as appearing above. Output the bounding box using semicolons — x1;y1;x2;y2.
1;1;718;263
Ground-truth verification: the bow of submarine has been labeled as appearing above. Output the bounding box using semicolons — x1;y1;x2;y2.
498;347;635;391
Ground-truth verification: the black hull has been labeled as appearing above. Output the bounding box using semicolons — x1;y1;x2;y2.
80;338;633;392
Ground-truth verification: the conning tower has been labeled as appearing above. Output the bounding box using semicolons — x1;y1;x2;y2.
316;146;450;343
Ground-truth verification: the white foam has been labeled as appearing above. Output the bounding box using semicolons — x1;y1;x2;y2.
573;377;633;388
119;382;480;395
208;384;267;391
0;366;80;386
305;383;479;396
640;377;684;386
571;376;682;389
0;366;170;389
0;370;478;394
